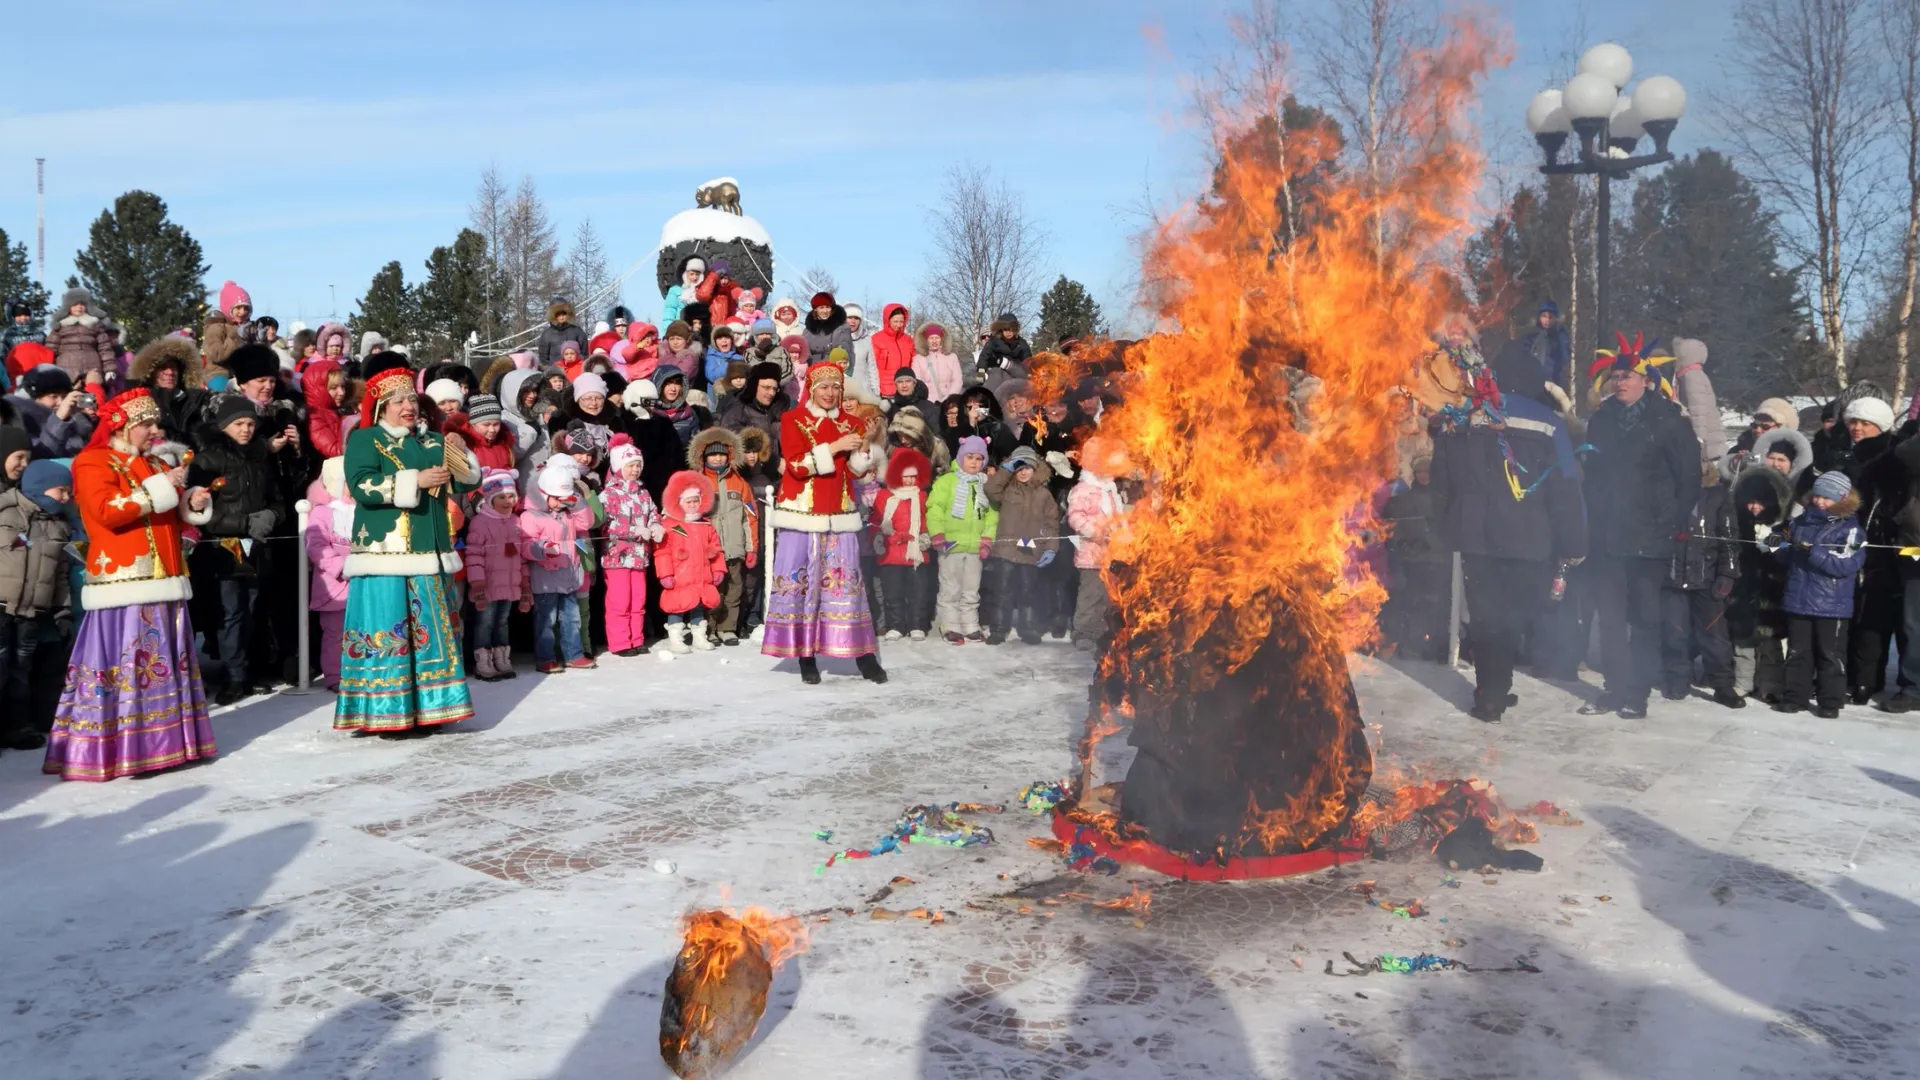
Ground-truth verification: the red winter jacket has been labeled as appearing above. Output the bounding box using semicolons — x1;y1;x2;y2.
444;412;516;473
870;448;932;567
870;303;917;397
302;359;346;459
656;472;725;614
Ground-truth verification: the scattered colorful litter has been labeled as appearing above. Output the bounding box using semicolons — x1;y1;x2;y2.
1019;780;1070;815
1370;897;1427;919
813;829;835;843
814;802;1001;873
1327;951;1541;976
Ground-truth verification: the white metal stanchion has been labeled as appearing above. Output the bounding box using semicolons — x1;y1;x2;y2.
283;499;314;696
1447;552;1464;669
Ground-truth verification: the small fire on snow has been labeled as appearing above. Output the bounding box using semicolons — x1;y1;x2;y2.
659;905;807;1079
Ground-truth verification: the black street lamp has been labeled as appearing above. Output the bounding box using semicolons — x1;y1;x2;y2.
1525;44;1688;377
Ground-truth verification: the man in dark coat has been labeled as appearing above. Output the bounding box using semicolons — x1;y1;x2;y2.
187;395;285;705
977;312;1032;380
1428;341;1587;723
534;297;591;371
1578;352;1701;718
716;361;789;462
1522;300;1570;391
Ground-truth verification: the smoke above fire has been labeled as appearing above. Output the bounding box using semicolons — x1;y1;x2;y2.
1090;12;1508;859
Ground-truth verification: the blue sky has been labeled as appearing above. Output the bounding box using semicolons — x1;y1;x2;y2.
0;0;1735;335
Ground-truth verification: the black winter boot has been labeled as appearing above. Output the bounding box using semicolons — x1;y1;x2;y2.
855;653;889;684
798;657;821;685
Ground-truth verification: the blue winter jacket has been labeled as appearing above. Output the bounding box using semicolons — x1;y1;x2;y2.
703;345;743;390
1775;493;1864;619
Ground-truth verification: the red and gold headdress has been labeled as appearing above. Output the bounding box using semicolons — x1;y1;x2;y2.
805;362;845;390
360;366;418;426
87;388;161;449
1587;332;1674;399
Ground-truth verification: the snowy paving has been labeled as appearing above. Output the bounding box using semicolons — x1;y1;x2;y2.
1;642;1917;1080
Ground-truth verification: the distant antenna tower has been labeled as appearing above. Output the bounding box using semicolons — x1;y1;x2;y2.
35;158;46;286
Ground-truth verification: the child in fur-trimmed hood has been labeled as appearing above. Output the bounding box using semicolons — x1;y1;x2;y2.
688;427;759;645
655;471;726;655
871;447;935;640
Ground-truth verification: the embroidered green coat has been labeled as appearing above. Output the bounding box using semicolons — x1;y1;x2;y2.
344;422;477;578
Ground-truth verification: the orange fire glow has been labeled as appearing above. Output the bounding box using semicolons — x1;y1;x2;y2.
661;905;807;1077
1089;13;1507;856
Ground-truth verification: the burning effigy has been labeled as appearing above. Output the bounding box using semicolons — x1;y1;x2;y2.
1048;17;1512;876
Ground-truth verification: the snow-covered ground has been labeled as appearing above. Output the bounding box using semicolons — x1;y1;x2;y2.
1;641;1917;1079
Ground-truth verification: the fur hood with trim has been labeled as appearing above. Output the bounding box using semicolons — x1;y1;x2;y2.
479;355;518;398
1732;463;1794;528
804;304;847;337
130;335;203;389
686;425;741;471
662;469;717;520
547;297;576;325
1741;427;1815;484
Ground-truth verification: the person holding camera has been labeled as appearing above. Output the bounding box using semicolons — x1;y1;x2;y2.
7;366;95;459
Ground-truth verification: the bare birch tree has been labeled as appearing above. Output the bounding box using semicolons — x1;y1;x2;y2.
500;175;562;331
1881;0;1920;400
797;265;839;301
562;216;616;325
1303;0;1438;261
919;164;1048;345
1723;0;1886;386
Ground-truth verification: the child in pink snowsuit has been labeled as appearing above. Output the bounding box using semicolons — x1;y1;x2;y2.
465;470;531;680
601;436;664;655
303;458;354;690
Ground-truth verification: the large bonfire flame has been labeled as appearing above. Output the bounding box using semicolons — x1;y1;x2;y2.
1078;15;1506;862
660;904;807;1078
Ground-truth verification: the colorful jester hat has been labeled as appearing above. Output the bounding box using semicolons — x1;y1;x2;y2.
1587;332;1674;399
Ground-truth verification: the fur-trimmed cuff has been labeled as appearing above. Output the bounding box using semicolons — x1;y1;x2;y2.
849;449;872;476
140;474;179;516
392;469;422;509
180;491;215;526
808;444;837;476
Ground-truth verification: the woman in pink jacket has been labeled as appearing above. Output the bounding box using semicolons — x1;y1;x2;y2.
303;459;355;690
912;322;965;404
1065;436;1131;652
465;470;531;680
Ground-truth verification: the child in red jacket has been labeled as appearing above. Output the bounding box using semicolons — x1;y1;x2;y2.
655;471;726;655
871;448;934;640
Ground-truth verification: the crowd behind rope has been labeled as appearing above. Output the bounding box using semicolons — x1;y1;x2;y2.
1384;301;1920;726
6;282;1907;784
0;281;1130;781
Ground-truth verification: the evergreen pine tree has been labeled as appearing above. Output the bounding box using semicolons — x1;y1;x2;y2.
1033;275;1104;350
72;191;208;348
1611;150;1818;403
0;226;50;323
417;229;501;361
349;261;420;350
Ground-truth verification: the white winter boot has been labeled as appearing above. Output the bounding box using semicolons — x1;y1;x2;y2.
472;648;498;681
493;645;518;678
690;620;716;651
665;625;693;654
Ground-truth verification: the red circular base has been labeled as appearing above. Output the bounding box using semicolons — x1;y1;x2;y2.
1051;808;1367;881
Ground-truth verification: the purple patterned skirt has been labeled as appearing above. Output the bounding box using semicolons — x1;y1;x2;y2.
761;530;878;659
44;600;216;782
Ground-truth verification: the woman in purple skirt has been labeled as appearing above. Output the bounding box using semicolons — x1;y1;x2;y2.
44;387;218;781
762;363;887;685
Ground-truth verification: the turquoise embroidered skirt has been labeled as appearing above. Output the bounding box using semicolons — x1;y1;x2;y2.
333;574;474;733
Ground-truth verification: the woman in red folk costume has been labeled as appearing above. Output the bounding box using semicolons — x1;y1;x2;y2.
44;388;219;781
762;363;887;684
